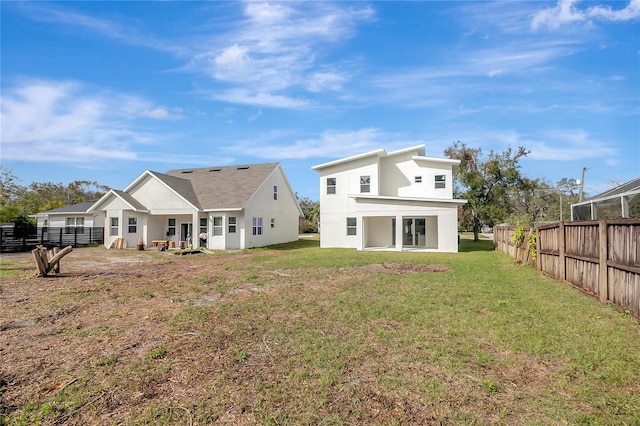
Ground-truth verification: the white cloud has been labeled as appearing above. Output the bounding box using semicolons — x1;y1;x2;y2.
11;1;186;55
226;128;424;160
191;2;374;107
527;129;618;160
0;79;182;162
532;0;640;31
212;88;308;109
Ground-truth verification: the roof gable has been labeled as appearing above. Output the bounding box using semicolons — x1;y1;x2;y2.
88;189;149;212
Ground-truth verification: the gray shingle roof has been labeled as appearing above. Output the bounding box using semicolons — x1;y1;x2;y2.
39;200;97;214
164;163;280;210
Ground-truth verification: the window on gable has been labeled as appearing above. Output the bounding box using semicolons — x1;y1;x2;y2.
274;185;278;200
213;216;223;236
128;217;137;234
252;217;263;235
271;218;275;228
346;217;357;236
327;177;336;194
415;176;422;183
435;175;446;189
228;217;237;233
360;176;370;193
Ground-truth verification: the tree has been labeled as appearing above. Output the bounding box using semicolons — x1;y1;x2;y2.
296;194;319;233
0;166;22;207
445;141;529;241
0;169;110;225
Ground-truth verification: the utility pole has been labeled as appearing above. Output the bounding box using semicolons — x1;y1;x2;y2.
578;167;587;202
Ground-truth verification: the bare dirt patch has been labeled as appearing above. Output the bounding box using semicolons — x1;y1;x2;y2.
356;262;449;273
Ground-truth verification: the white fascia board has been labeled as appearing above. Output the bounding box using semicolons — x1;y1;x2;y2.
203;207;243;213
88;190;149;213
386;144;426;157
87;190;116;212
311;148;385;170
123;170;152;193
350;194;468;205
412;155;460;166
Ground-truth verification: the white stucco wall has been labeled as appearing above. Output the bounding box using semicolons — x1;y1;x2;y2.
243;167;300;248
36;214;103;228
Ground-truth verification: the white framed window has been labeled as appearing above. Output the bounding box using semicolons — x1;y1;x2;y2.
199;218;207;235
360;176;370;193
128;217;137;233
65;217;85;234
252;217;263;235
212;216;223;236
346;217;357;236
435;174;446;189
167;218;176;236
327;177;336;195
228;217;237;233
110;217;119;237
415;176;422;183
274;185;278;200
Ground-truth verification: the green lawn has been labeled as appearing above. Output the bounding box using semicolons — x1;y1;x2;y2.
1;239;639;425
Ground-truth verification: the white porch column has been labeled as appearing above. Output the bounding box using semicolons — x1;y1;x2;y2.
395;214;403;251
192;211;199;249
357;216;364;250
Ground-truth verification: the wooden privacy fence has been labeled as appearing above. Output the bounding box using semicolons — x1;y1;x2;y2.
494;219;640;317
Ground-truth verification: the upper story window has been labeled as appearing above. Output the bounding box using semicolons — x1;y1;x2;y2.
327;177;336;194
360;176;370;193
273;185;278;200
415;176;422;183
435;174;446;189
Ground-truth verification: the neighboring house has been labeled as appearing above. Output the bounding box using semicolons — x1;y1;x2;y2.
33;200;105;230
312;145;467;252
88;163;303;250
571;177;640;220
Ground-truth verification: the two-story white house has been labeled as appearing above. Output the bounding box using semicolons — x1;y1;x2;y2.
312;145;467;252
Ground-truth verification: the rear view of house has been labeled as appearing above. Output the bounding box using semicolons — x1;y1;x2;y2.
312;145;467;252
88;163;302;250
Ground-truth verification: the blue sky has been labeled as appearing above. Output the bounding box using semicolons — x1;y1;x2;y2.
1;0;638;200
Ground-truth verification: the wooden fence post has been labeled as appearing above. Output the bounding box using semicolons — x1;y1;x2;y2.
559;222;566;281
598;219;608;303
536;225;541;272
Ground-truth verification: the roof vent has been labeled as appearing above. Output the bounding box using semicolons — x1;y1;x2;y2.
181;171;193;174
237;166;250;170
209;168;222;172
